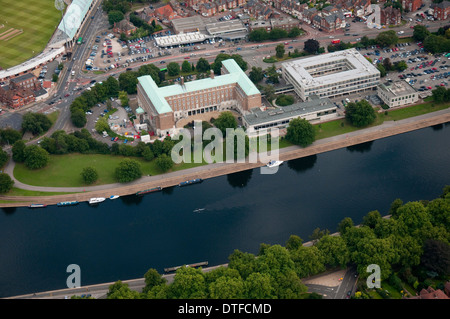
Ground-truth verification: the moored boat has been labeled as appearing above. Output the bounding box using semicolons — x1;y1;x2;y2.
109;195;120;200
28;204;47;209
178;178;203;187
57;201;79;207
266;160;283;168
135;186;162;196
89;197;105;205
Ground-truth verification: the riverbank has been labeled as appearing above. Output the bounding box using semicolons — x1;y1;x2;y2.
1;108;449;208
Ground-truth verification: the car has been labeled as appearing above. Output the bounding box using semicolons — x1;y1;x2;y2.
124;139;128;144
64;93;70;97
184;56;190;59
114;137;119;142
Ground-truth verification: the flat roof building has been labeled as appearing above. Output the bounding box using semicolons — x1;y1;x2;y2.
243;95;338;135
205;20;248;40
171;16;207;34
154;31;210;47
137;59;261;137
377;81;418;108
282;49;380;101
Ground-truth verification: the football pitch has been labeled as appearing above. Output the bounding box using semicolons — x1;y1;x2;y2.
0;0;62;70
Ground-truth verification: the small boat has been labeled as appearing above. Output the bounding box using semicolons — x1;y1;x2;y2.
89;197;105;205
266;160;284;168
29;204;47;209
193;208;205;213
57;201;79;207
109;195;120;200
136;186;162;196
179;178;203;187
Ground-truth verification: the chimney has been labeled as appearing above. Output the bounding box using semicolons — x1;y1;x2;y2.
180;76;184;85
210;69;214;79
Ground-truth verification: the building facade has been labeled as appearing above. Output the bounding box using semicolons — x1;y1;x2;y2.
137;59;261;136
377;81;418;108
282;49;380;101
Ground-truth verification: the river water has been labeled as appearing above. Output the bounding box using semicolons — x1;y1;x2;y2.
1;123;449;297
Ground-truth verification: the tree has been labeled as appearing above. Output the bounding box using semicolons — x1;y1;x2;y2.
316;235;350;268
138;64;161;85
249;28;269;42
285;235;303;251
12;140;26;162
142;147;154;161
304;39;320;54
376;63;387;77
155;154;173;172
0;173;14;193
167;266;207;299
81;166;98;184
115;159;142;183
0;148;9;168
104;76;120;97
108;10;124;25
345;100;376;127
143;268;166;294
71;108;87;128
22;112;52;135
432;86;447;103
249;66;264;83
375;30;398;47
289;245;326;278
420;239;450;276
118;90;129;107
181;60;192;73
0;128;22;145
337;217;354;236
413;25;431;42
196;58;210;73
214;111;237;135
118;71;138;94
288;27;302;38
275;94;294;106
208;276;245;299
23;145;50;169
107;280;140;299
275;44;285;59
285;118;315;147
394;60;408;72
244;272;274;299
167;62;180;77
383;58;393;71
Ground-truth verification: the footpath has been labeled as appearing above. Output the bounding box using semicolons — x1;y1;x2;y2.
1;108;449;207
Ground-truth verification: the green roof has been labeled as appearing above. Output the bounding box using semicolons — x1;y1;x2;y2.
137;59;260;115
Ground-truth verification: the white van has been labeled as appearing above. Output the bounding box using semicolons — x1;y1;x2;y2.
71;70;75;76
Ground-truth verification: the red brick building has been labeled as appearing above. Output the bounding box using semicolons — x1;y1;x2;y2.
431;1;450;20
113;20;137;36
401;0;422;12
0;73;44;109
380;6;402;26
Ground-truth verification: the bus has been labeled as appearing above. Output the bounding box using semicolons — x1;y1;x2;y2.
331;39;341;44
77;37;83;45
160;67;167;72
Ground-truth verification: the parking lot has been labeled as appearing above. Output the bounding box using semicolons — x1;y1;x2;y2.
356;40;449;99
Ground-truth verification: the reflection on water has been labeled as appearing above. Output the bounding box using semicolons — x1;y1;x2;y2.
287;155;317;174
226;169;253;188
346;141;374;153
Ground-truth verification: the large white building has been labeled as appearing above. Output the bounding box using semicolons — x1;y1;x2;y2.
282;49;380;101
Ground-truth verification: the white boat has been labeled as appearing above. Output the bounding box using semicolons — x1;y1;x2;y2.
266;160;284;168
89;197;106;205
109;195;120;200
193;208;205;213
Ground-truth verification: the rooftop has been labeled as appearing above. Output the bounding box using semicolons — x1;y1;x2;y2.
282;49;380;87
154;31;210;47
244;96;336;126
138;59;260;115
378;81;417;98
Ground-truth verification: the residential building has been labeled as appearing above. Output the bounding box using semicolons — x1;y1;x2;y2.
409;286;450;299
431;0;450;20
380;6;402;25
401;0;422;12
282;49;380;101
137;59;261;136
377;81;418;108
113;19;137;36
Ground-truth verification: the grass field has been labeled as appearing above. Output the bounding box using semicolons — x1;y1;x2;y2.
0;0;61;69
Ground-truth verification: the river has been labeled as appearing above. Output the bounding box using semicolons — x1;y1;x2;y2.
1;123;449;298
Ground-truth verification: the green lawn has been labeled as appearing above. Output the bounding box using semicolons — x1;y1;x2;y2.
13;153;209;187
0;0;61;69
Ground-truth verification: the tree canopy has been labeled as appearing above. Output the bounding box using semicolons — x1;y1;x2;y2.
285;118;316;147
345;100;376;127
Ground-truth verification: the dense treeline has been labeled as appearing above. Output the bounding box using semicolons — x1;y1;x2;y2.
101;187;450;299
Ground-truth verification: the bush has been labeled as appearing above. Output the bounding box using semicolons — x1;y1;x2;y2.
275;94;295;106
81;167;99;185
23;145;50;169
115;159;142;183
0;173;14;193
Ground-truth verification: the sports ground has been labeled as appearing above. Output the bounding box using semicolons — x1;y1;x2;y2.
0;0;61;70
